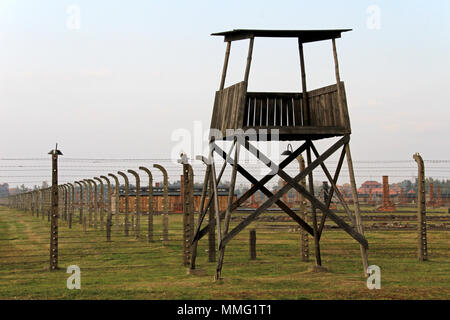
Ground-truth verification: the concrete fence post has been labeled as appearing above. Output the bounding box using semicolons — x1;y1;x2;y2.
83;180;93;227
101;176;112;242
296;154;309;262
75;182;84;225
108;173;121;233
128;170;141;239
48;144;62;271
413;153;428;261
139;167;154;242
88;179;98;229
67;183;75;229
154;164;169;246
117;171;130;236
179;157;195;266
94;177;105;231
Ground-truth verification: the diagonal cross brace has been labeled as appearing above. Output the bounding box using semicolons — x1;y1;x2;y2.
213;142;314;236
241;136;368;249
193;141;310;242
221;135;367;249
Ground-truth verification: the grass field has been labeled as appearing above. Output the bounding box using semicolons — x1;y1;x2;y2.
0;206;449;300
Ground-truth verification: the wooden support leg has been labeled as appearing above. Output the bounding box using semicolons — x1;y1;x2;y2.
209;151;222;253
345;143;369;276
190;164;210;270
220;136;367;249
215;138;240;281
306;143;322;266
208;175;216;262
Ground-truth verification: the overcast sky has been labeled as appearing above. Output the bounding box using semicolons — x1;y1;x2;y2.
1;1;449;186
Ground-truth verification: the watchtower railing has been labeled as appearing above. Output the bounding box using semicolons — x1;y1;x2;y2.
210;81;351;138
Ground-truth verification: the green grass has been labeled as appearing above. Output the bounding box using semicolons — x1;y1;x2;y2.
0;206;449;300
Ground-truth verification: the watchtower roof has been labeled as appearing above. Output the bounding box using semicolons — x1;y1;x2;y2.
211;29;352;42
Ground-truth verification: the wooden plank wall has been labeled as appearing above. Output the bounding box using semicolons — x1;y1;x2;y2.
307;82;349;130
210;81;350;134
210;81;247;135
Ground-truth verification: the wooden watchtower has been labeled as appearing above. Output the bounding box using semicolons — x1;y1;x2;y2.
190;29;369;280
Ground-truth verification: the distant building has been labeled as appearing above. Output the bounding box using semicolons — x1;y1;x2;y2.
114;182;236;213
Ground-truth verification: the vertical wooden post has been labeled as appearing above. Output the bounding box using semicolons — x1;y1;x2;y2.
344;143;369;275
332;38;369;276
297;154;309;262
117;172;130;236
243;37;254;85
208;172;216;262
332;39;347;127
190;163;211;270
48;145;62;271
219;41;231;90
413;153;428;261
216;139;238;280
209;150;222;269
154;164;169;246
306;144;321;266
249;229;256;260
298;39;310;125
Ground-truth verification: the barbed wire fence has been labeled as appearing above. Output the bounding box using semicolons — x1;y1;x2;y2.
0;155;449;276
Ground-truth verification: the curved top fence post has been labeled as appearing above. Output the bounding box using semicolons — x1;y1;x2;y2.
100;175;112;241
117;171;130;236
94;177;105;230
108;173;121;232
139;166;153;242
153;164;169;246
128;169;141;239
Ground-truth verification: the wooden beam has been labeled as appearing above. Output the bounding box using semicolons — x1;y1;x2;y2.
298;39;310;125
310;142;356;225
306;143;321;265
215;138;240;280
213;142;314;236
194;141;309;241
219;41;231;90
221;136;351;248
241;137;368;248
317;146;346;239
243;37;254;85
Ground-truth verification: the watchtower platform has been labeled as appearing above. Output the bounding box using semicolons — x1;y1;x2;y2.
210;29;352;141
